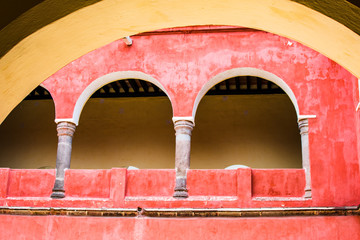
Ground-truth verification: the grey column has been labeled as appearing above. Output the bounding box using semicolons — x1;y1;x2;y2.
51;121;76;199
298;118;312;198
173;120;194;198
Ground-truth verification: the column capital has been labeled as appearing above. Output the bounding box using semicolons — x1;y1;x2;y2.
57;121;76;137
174;120;194;135
298;118;309;135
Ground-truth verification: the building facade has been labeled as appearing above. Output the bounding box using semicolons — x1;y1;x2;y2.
0;1;360;239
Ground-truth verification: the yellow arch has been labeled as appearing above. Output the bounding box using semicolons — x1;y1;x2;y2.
1;0;360;124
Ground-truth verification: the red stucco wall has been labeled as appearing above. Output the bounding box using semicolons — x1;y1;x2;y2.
0;168;355;208
39;28;360;208
42;28;357;119
5;27;359;239
1;215;359;240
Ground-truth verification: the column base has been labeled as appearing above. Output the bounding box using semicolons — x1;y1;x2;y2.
51;179;65;199
304;189;312;199
173;177;188;198
51;190;65;199
173;190;188;198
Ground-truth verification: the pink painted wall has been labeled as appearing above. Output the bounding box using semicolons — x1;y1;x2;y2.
0;215;359;240
0;168;352;209
39;27;360;210
3;26;360;239
42;28;357;119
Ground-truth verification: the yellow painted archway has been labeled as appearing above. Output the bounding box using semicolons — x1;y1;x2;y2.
1;0;360;123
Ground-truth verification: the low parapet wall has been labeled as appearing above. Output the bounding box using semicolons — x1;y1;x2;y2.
0;168;312;208
1;168;359;240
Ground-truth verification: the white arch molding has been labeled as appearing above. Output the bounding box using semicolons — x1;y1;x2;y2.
192;67;316;121
192;67;315;198
55;71;173;125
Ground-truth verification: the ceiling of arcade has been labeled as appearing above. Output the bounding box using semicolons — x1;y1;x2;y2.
0;0;360;124
27;77;284;100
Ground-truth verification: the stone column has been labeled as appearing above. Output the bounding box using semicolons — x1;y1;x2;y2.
173;120;194;198
51;121;76;199
298;118;312;198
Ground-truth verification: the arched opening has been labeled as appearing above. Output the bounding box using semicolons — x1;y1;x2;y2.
0;86;57;169
192;76;302;169
71;79;174;169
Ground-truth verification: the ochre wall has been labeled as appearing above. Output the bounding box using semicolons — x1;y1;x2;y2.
1;0;360;125
0;94;301;169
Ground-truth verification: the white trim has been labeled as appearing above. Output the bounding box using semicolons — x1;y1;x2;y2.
192;68;302;119
72;71;172;125
252;197;309;201
225;165;250;169
55;118;77;125
39;83;48;91
297;115;316;121
172;116;194;124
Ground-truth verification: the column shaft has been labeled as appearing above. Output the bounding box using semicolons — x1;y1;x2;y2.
298;118;312;198
173;120;194;198
51;122;76;199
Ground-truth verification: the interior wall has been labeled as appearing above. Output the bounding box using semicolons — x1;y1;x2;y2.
0;94;301;169
192;94;302;169
0;100;57;169
72;97;174;169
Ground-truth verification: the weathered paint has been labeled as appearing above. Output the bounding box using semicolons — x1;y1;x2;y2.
64;169;111;199
1;26;360;237
7;169;54;198
36;30;360;210
252;169;305;198
0;168;356;209
0;1;360;234
41;30;356;119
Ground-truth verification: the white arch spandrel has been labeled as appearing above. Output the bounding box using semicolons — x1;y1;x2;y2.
192;67;316;121
55;71;172;125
